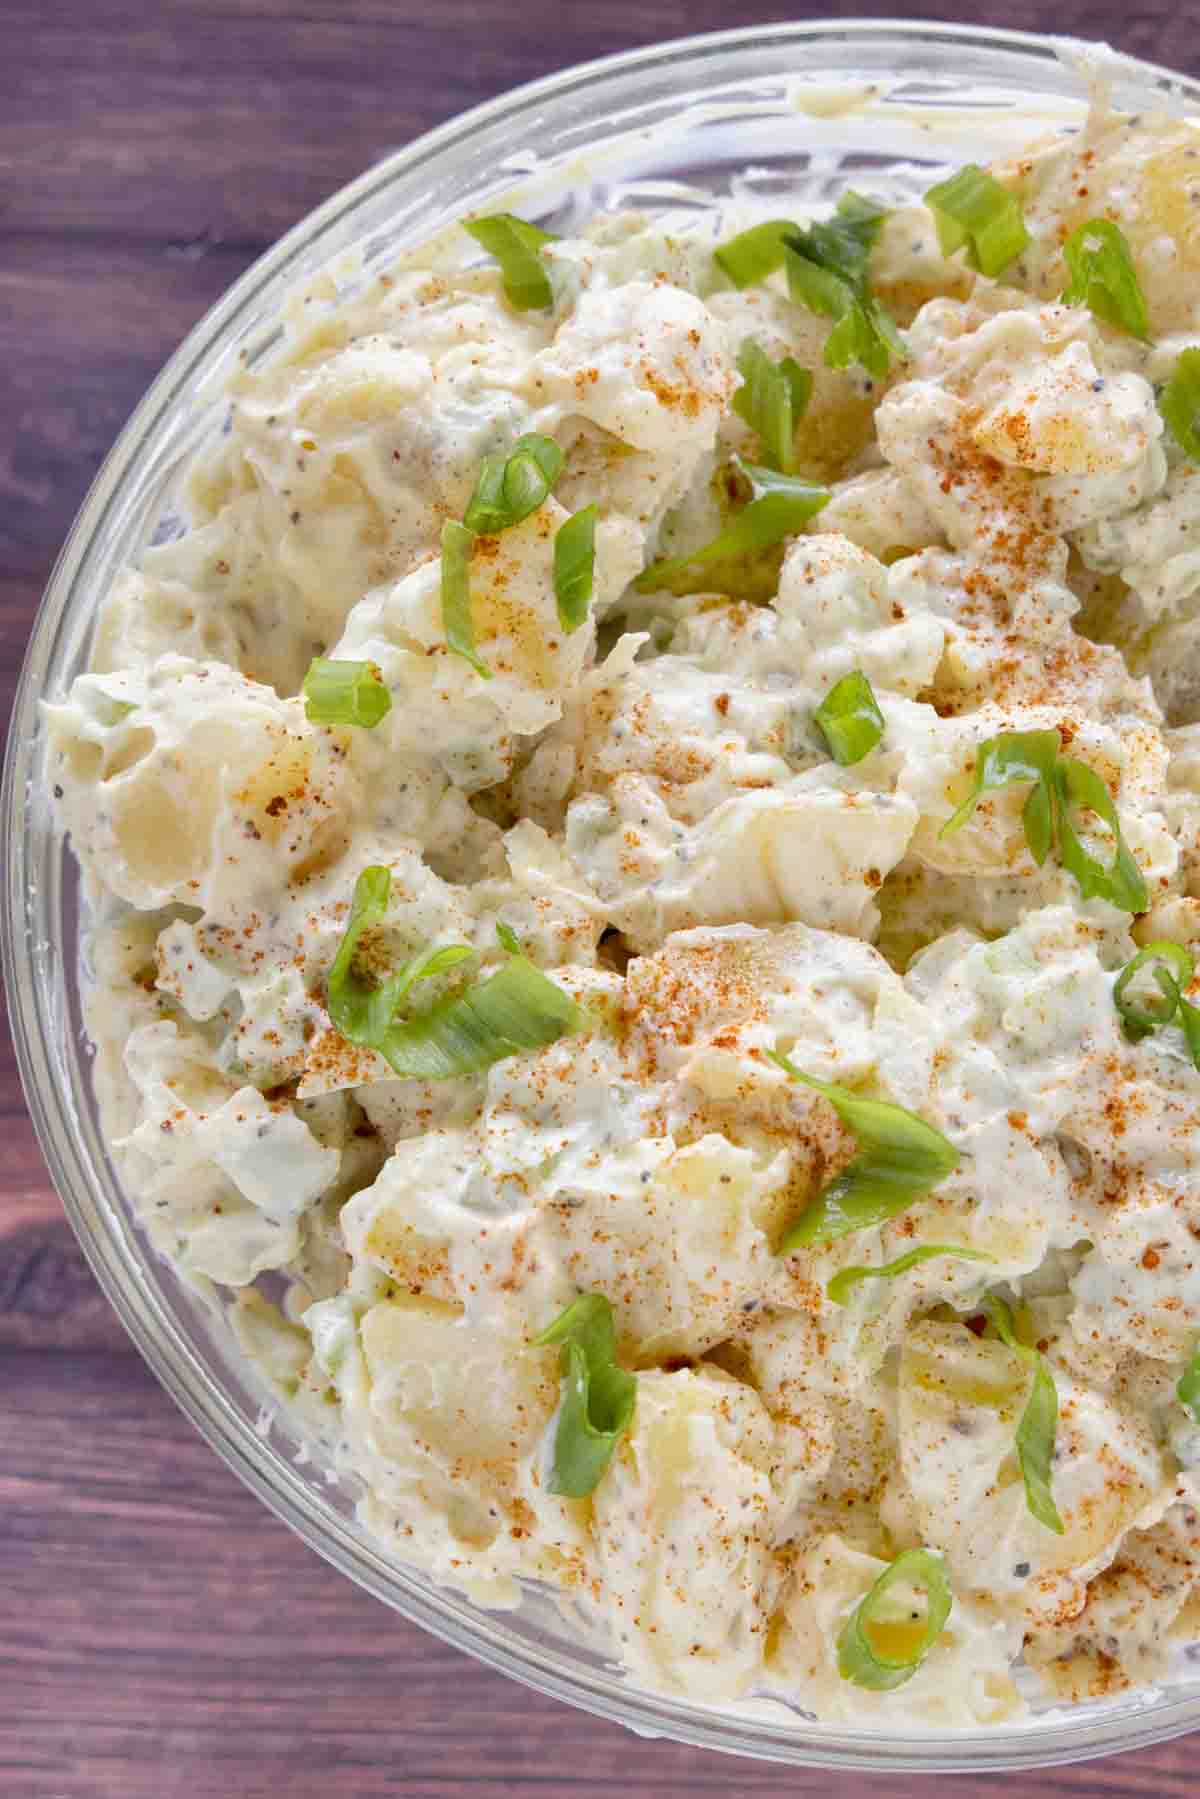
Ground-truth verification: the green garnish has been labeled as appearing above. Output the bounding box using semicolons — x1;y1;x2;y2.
770;1052;960;1251
836;1548;953;1691
940;731;1147;914
814;670;885;766
301;658;392;729
536;1293;636;1498
440;519;489;679
380;929;581;1079
634;457;829;593
924;164;1029;278
790;190;888;284
326;868;579;1079
730;340;813;472
783;193;904;379
554;504;597;632
981;1294;1064;1536
1061;218;1150;341
1181;998;1200;1066
1178;1344;1200;1424
464;213;558;311
827;1244;993;1307
1112;940;1200;1066
1159;348;1200;461
326;866;474;1049
714;218;799;288
1054;756;1148;913
464;434;564;534
940;729;1060;848
1113;941;1194;1042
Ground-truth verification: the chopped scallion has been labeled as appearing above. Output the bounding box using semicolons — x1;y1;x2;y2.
634;457;829;593
814;670;884;766
827;1244;993;1307
536;1293;636;1497
837;1548;953;1691
1061;218;1150;341
1055;755;1147;913
326;866;474;1050
770;1053;959;1250
939;730;1061;845
463;433;564;534
377;926;581;1079
941;731;1147;913
302;658;392;729
714;218;799;288
554;504;597;632
464;213;558;311
1178;1343;1200;1425
783;193;902;379
731;339;812;472
1111;939;1200;1067
1113;941;1194;1042
1180;998;1200;1068
325;871;579;1080
1160;348;1200;461
981;1294;1064;1535
924;164;1029;277
440;519;490;679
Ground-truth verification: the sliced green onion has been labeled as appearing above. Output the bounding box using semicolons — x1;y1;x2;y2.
460;454;508;536
827;1244;994;1307
1180;998;1200;1069
924;164;1029;278
1178;1343;1200;1424
326;875;577;1080
327;864;390;1043
378;925;580;1080
301;658;392;729
1160;348;1200;461
981;1294;1064;1536
823;295;906;381
554;504;597;632
440;519;489;680
1061;218;1150;341
464;213;558;311
731;339;813;472
941;732;1146;914
713;218;799;288
791;190;888;284
785;250;902;381
783;194;901;380
837;1548;953;1691
536;1293;636;1497
1054;756;1147;913
1110;939;1200;1065
786;252;858;322
940;729;1061;844
495;919;522;956
326;866;474;1048
634;457;829;593
463;433;564;534
770;1052;959;1251
1113;941;1194;1042
814;670;885;767
502;433;564;521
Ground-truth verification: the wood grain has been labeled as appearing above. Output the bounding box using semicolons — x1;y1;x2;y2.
3;2;1200;1793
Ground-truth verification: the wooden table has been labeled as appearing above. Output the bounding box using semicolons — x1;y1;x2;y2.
3;2;1199;1793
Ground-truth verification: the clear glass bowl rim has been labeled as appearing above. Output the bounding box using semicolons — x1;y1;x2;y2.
7;17;1200;1773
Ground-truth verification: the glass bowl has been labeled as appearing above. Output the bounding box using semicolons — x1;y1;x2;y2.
7;20;1200;1773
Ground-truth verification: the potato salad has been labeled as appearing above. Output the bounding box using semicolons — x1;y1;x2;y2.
47;93;1200;1723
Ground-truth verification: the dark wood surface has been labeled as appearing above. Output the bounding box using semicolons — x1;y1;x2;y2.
4;3;1200;1793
